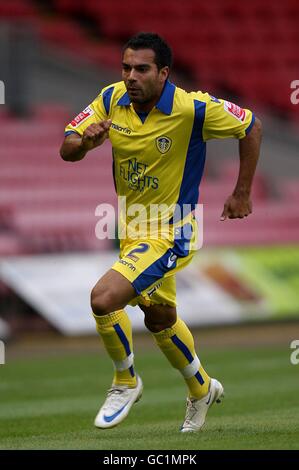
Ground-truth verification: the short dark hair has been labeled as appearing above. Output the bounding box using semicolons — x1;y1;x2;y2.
123;32;173;70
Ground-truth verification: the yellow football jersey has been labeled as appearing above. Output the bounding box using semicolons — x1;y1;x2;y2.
65;80;255;238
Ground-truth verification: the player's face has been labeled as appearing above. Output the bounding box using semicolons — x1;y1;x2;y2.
122;48;169;111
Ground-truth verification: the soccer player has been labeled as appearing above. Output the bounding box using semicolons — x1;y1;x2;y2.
60;32;262;432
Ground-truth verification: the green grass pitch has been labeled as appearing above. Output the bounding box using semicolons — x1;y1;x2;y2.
0;345;298;450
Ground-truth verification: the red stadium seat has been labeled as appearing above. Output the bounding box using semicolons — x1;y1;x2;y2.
1;0;299;253
280;180;299;201
52;0;82;14
0;0;37;18
0;233;25;256
14;0;297;124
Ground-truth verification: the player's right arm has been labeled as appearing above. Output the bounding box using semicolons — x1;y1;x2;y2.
60;120;112;162
60;87;113;162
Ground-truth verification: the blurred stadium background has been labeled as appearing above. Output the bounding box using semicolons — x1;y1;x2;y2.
0;0;299;450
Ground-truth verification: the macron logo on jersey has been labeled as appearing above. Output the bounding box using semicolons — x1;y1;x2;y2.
224;101;246;122
70;106;94;127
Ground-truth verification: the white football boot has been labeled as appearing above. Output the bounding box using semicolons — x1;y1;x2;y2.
94;375;143;429
180;378;224;432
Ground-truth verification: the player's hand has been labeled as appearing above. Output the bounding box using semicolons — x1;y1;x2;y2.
81;120;112;151
220;194;252;221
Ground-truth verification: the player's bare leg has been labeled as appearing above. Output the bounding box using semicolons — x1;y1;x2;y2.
91;269;143;429
141;303;177;333
91;268;136;316
140;303;224;432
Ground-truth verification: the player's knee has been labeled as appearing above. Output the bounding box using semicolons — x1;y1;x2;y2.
90;286;115;316
143;317;161;333
144;311;177;333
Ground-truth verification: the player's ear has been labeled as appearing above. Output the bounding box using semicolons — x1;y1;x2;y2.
159;66;169;82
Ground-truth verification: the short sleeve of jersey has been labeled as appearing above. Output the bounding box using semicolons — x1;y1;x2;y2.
64;89;109;137
196;93;255;141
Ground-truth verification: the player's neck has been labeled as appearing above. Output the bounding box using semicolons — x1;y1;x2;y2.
132;85;164;114
132;99;157;114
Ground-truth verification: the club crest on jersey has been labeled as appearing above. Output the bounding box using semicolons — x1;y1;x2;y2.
156;136;172;154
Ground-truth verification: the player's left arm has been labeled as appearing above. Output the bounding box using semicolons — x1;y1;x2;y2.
200;94;262;220
221;117;262;220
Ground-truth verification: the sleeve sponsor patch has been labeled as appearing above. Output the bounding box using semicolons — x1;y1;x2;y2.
224;101;246;122
70;106;94;127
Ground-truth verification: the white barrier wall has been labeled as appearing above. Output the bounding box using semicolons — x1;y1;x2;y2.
1;247;298;335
